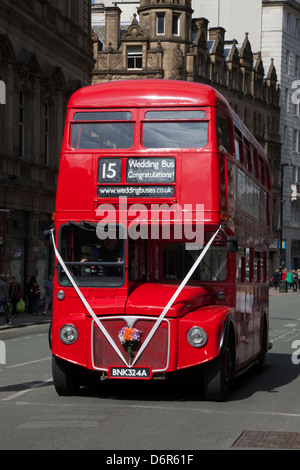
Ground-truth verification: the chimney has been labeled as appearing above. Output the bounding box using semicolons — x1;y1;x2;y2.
209;27;226;43
105;7;121;51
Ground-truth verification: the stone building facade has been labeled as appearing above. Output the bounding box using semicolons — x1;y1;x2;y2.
0;0;94;292
92;0;281;271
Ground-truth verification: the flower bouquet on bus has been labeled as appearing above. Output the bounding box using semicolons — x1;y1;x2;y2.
118;327;142;366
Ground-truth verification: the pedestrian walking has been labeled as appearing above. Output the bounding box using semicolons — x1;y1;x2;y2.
272;269;280;289
0;273;10;325
31;281;41;316
9;276;22;317
43;274;53;316
292;270;298;291
286;271;293;290
26;276;36;314
282;268;287;292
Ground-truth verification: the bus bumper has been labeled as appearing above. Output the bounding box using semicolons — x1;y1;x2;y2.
51;306;234;377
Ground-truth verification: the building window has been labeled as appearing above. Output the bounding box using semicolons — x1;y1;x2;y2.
98;39;103;52
294;129;298;152
293;165;299;184
293;129;300;153
285;50;290;74
127;46;143;70
285;88;289;112
296;19;300;39
256;79;261;99
232;69;236;90
296;55;300;79
198;55;202;76
44;102;50;165
269;85;274;104
283;126;288;149
0;76;5;152
67;0;78;20
172;14;180;35
215;63;220;82
18;90;25;158
156;13;165;35
287;12;291;33
244;72;250;94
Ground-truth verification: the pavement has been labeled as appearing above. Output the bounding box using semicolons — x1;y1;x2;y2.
0;286;298;331
0;308;52;331
269;286;300;296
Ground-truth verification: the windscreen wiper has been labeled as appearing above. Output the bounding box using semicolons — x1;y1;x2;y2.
67;220;97;231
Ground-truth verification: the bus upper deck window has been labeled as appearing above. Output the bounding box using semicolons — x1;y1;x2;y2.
145;111;206;120
70;111;134;150
73;112;132;121
216;116;231;154
143;110;208;149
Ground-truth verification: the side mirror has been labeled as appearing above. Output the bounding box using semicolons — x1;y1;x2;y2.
227;236;238;253
43;228;54;246
44;229;51;241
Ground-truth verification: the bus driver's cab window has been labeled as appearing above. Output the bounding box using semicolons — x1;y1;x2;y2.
58;223;126;287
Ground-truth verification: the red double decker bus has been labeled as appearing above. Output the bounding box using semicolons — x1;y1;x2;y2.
50;79;271;401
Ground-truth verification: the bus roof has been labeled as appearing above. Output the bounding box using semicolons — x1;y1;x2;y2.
68;79;231;111
67;79;267;162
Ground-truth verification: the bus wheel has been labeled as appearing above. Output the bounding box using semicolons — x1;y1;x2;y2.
257;319;268;373
203;336;235;402
52;355;80;396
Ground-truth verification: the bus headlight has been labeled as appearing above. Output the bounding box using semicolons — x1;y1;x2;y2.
187;327;207;348
57;290;65;301
216;291;225;301
59;324;78;345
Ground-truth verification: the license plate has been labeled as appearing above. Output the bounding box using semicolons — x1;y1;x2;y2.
109;366;152;379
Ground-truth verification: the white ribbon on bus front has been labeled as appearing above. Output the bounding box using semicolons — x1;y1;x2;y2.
50;229;129;366
51;226;222;369
131;226;222;366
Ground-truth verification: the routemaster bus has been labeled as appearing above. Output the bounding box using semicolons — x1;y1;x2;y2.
49;79;271;401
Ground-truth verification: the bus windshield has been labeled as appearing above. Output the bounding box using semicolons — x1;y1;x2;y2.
163;242;227;281
58;223;126;287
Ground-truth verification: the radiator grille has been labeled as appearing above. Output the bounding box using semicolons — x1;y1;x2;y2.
92;316;170;372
